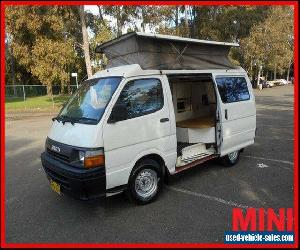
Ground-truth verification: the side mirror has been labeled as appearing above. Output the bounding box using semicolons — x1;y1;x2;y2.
108;103;128;123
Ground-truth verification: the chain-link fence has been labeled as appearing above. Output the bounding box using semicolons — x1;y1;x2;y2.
5;84;79;100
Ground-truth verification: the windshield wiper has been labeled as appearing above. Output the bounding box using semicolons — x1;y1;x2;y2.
52;116;97;125
61;116;76;125
77;117;98;123
52;115;76;125
52;116;63;122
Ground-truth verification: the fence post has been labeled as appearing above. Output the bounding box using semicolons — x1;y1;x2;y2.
22;85;26;101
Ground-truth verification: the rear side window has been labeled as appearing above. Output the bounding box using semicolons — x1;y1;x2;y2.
116;78;164;119
215;77;250;103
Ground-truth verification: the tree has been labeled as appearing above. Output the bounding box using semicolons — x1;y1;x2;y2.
86;8;113;71
5;5;294;93
99;6;137;37
241;6;294;80
78;6;93;79
136;6;168;33
5;6;78;95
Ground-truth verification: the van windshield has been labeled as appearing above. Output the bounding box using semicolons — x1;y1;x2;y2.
58;77;122;124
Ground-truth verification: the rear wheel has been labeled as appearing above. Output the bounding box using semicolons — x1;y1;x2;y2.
221;150;240;167
127;159;162;205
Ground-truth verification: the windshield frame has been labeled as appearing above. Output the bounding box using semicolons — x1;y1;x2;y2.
57;76;123;125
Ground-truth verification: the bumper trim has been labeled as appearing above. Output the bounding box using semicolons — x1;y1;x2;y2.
41;152;106;200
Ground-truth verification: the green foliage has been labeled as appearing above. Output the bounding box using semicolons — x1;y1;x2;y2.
6;6;80;94
87;11;113;71
5;5;294;92
241;6;294;79
31;38;75;88
5;95;70;111
99;6;138;36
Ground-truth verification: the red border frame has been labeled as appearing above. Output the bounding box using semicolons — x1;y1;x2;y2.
0;1;298;248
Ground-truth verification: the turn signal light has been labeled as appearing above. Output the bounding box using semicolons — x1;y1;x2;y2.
84;155;105;168
78;149;105;169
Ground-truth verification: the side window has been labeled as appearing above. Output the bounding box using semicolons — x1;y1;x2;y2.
116;78;164;119
215;77;250;103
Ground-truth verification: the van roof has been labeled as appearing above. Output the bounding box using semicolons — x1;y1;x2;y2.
91;64;246;79
96;32;239;51
95;32;239;71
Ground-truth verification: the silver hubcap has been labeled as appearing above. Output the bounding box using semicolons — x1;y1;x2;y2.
228;151;238;162
135;169;158;199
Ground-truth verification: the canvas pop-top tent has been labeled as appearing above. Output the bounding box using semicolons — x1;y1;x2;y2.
95;32;239;70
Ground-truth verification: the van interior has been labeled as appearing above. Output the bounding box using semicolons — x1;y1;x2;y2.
167;74;218;169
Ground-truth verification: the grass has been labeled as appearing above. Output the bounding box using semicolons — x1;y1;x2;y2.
5;95;71;112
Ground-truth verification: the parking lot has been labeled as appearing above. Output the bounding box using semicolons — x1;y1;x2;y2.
5;85;294;243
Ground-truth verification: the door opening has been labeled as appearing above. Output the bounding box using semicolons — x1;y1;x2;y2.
167;74;219;168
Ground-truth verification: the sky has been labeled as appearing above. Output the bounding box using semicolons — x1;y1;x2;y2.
84;5;98;15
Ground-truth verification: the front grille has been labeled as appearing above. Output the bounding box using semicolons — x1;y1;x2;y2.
47;148;70;162
44;166;71;190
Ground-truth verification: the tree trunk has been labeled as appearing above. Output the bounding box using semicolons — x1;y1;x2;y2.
47;84;53;96
286;58;292;82
141;7;145;32
250;58;253;81
11;46;16;96
117;19;122;36
189;7;194;37
257;65;262;89
274;62;277;80
97;6;103;22
67;84;71;95
184;5;189;37
78;6;93;79
175;7;179;35
116;7;122;37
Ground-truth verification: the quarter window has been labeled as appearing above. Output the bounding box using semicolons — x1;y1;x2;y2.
215;77;250;103
116;78;164;119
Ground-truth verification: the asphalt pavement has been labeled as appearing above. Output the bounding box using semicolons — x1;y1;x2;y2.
5;85;295;243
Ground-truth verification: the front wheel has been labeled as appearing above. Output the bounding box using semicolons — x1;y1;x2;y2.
221;150;240;167
127;159;162;205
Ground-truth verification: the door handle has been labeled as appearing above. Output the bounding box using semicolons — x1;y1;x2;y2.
160;118;169;123
225;109;228;120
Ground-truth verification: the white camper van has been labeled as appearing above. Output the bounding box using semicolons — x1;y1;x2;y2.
41;32;256;204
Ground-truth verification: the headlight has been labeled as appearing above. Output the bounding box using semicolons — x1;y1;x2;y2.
78;149;105;169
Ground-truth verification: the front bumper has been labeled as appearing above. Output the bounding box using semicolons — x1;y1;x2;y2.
41;152;106;200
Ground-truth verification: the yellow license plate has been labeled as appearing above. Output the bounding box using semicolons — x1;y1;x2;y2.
50;179;61;195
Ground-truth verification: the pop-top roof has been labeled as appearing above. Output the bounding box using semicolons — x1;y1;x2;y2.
96;32;239;70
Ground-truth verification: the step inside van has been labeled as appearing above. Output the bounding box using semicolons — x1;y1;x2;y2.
41;32;256;204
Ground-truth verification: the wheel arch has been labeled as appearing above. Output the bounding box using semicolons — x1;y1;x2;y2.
128;153;168;184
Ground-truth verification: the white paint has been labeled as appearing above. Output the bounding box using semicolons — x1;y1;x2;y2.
242;155;293;166
47;64;256;194
167;186;249;209
48;120;105;148
102;75;177;189
212;72;256;157
257;163;269;168
176;126;216;143
168;186;287;221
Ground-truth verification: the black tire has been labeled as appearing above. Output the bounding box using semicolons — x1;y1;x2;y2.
221;150;240;167
127;159;162;205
